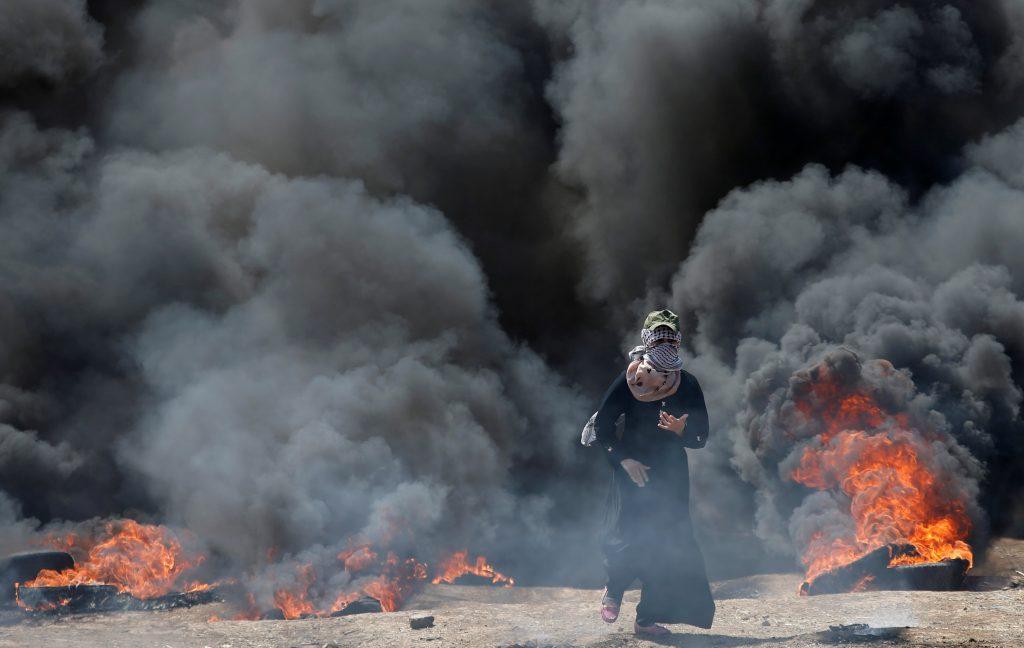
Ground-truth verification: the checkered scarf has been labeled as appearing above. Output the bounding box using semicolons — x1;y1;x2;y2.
628;327;683;372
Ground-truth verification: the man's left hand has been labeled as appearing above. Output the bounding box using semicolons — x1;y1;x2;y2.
658;411;688;437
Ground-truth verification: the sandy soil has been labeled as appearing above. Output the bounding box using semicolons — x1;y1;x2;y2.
3;539;1024;648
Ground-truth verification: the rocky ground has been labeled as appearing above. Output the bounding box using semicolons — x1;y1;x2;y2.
2;539;1024;648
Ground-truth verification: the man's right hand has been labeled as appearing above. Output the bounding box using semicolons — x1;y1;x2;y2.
620;458;651;487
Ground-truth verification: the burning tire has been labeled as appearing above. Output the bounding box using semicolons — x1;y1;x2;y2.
0;552;74;606
800;544;971;595
876;559;971;591
17;584;122;613
330;596;383;616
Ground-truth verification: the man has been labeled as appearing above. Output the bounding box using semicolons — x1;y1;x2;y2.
592;309;715;637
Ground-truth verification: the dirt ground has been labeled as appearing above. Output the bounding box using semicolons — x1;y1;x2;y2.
3;538;1024;648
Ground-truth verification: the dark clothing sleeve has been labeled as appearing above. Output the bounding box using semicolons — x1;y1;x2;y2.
594;372;630;467
681;373;710;449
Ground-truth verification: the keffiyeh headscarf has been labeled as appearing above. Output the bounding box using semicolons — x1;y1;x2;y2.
626;326;683;401
638;327;683;371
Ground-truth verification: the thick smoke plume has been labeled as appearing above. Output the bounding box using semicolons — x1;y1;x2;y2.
0;1;590;589
3;0;1024;593
542;0;1024;572
670;121;1024;566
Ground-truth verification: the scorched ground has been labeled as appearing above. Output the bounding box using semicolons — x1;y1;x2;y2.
2;538;1023;648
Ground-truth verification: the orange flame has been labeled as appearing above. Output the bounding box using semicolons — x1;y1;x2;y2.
431;550;515;587
360;552;428;612
14;583;71;613
260;547;509;619
789;367;973;590
793;381;904;444
273;564;318;619
21;520;208;601
266;549;431;619
337;544;378;573
15;518;512;619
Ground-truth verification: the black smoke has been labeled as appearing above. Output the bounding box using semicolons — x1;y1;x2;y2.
2;0;1024;588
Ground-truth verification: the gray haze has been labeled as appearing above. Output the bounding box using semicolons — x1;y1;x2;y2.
2;0;1024;595
670;122;1024;563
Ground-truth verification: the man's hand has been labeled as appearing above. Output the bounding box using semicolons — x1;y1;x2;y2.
658;411;689;437
620;458;651;487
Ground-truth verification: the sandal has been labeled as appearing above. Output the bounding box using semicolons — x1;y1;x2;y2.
600;591;620;623
634;621;671;637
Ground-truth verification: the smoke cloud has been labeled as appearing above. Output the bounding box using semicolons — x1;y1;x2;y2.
0;0;103;87
3;0;1024;591
669;120;1024;564
543;0;1024;306
0;1;592;585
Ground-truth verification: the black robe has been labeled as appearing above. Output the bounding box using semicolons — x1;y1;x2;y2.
593;370;715;628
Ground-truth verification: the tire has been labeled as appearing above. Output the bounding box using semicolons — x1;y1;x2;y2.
0;551;75;606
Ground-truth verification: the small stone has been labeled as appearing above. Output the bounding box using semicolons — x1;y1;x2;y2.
410;614;435;630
